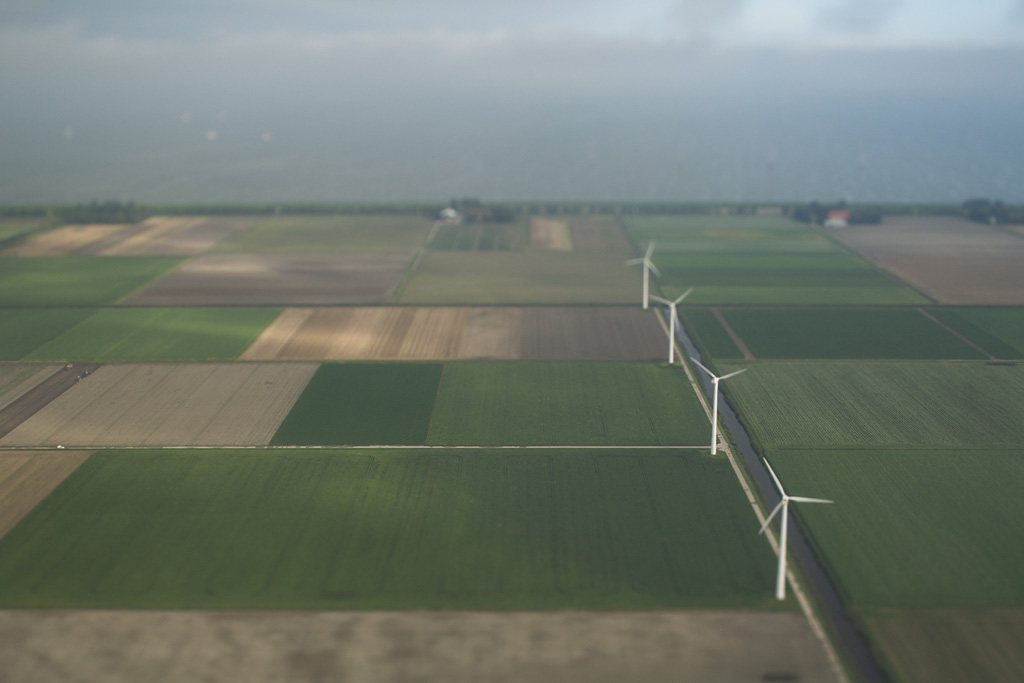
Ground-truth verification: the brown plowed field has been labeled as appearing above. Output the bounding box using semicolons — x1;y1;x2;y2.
0;363;102;438
242;306;664;361
0;610;837;683
0;365;61;412
0;451;92;539
4;225;125;256
0;363;317;448
95;216;254;255
530;218;573;250
120;253;412;306
565;216;635;253
830;217;1024;304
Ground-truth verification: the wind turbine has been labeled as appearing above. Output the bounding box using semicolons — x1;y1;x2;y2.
650;288;693;364
759;458;833;600
625;241;660;309
690;358;746;455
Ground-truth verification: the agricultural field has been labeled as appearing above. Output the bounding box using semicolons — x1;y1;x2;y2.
96;216;253;255
927;307;1024;359
830;216;1024;304
242;306;665;361
394;251;639;304
214;214;432;253
0;256;183;306
0;449;778;610
120;253;411;306
0;364;63;412
684;307;988;360
621;215;926;304
716;360;1024;449
0;363;317;448
0;218;48;243
425;362;709;446
3;223;127;256
26;308;281;361
270;363;443;446
429;221;528;251
0;308;97;360
0;450;92;538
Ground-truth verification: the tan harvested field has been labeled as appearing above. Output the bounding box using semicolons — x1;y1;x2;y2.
0;363;317;448
0;364;60;412
4;224;125;256
94;216;252;255
830;217;1024;304
0;451;91;539
530;217;573;250
120;253;412;305
242;306;665;361
0;610;837;683
564;215;636;253
869;609;1024;683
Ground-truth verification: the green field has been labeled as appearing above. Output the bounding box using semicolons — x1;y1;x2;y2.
0;256;183;306
394;252;638;304
213;215;432;253
0;449;777;609
271;363;444;445
0;308;97;360
929;308;1024;359
24;308;281;361
680;308;745;360
426;362;709;446
0;218;48;242
694;307;986;360
718;361;1024;449
766;449;1024;609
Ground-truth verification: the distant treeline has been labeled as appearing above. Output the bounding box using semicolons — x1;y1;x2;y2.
963;198;1024;225
56;201;150;224
790;202;883;225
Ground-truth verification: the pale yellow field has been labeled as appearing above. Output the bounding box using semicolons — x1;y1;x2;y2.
0;363;317;448
530;217;573;251
0;451;92;538
0;610;838;683
98;216;205;255
5;225;125;256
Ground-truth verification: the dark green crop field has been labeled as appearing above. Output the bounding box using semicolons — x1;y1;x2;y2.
271;362;444;445
0;256;183;306
680;308;745;360
0;449;777;609
25;308;281;361
0;308;97;360
426;361;709;446
706;307;987;359
929;308;1024;359
766;449;1024;609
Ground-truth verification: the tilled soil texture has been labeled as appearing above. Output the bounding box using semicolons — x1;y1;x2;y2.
0;610;837;683
0;451;92;538
530;218;573;251
829;217;1024;304
564;215;636;253
4;225;126;256
96;216;254;255
242;307;666;361
120;253;413;306
0;363;317;448
0;365;62;412
0;363;102;438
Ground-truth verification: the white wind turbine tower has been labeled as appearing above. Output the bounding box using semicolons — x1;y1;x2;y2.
759;458;833;600
690;358;746;455
650;288;693;364
625;241;660;309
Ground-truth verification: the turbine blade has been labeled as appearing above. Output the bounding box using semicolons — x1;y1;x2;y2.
649;295;670;306
759;501;785;534
647;261;662;278
673;287;694;304
645;241;656;259
789;496;834;505
625;258;643;266
689;358;715;379
762;458;786;497
719;368;748;381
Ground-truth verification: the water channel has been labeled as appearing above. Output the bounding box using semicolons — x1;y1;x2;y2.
675;321;890;683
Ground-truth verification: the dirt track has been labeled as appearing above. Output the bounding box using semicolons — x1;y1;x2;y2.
0;363;317;448
0;610;837;683
0;364;102;438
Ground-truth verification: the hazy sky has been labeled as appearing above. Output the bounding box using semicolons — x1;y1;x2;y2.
2;1;1023;202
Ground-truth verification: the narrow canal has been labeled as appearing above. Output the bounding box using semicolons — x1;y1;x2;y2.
676;322;890;683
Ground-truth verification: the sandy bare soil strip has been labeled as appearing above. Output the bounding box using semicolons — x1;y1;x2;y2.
0;363;317;448
0;451;92;539
0;365;62;413
4;225;126;256
0;610;837;683
98;217;205;255
712;308;756;360
530;217;573;251
830;217;1024;304
240;309;317;360
458;307;524;359
0;363;102;438
121;253;412;306
565;216;635;253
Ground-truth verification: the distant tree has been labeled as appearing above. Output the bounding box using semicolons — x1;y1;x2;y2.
58;200;149;224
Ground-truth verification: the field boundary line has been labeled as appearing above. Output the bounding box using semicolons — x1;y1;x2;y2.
916;308;997;360
660;309;849;683
0;444;706;451
711;307;756;360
